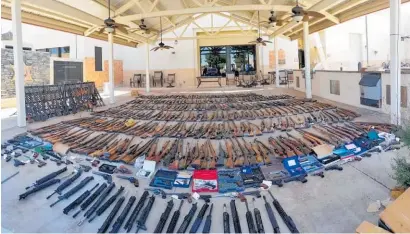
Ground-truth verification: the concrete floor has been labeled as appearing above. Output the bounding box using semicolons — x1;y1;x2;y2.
1;86;407;233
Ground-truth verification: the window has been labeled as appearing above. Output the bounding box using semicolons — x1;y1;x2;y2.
386;85;408;107
401;86;408;108
296;76;300;88
330;80;340;95
95;46;102;71
36;46;69;57
199;45;256;76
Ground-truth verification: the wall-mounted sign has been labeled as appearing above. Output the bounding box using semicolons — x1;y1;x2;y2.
53;60;83;84
269;49;286;68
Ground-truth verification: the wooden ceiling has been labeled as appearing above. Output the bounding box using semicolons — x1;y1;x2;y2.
1;0;408;46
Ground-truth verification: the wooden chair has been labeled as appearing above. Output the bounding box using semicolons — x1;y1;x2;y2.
153;71;163;87
130;74;141;87
140;74;146;87
165;73;176;87
259;70;270;86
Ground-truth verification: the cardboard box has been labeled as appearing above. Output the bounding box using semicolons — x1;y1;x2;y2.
131;89;139;96
356;221;389;233
379;188;410;233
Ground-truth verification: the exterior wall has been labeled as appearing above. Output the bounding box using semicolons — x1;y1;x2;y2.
295;70;410;117
1;48;50;98
314;2;410;71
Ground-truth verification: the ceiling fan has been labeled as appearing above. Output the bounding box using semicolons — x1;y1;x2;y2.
260;11;283;27
151;17;174;51
248;11;272;46
97;0;128;35
127;19;157;34
291;0;325;23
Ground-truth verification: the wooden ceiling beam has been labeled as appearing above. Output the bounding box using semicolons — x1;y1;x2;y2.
114;4;294;22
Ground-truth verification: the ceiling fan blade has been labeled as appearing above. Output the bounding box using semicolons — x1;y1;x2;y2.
302;14;310;22
98;27;106;34
262;42;266;46
150;47;157;51
263;40;272;43
306;11;325;18
115;22;129;27
116;25;128;34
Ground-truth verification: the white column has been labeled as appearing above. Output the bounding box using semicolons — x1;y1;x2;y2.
303;21;312;99
108;32;115;104
390;0;401;125
274;37;279;87
145;43;150;93
12;0;26;127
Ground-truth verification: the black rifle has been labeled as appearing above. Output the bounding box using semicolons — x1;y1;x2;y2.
50;176;94;207
202;203;213;233
252;198;265;233
97;196;125;233
19;178;60;200
135;195;156;233
267;191;299;233
47;170;82;199
63;183;99;214
245;199;257;233
262;196;280;233
88;186;125;223
189;202;209;233
154;200;174;233
78;183;116;225
124;191;149;232
223;204;230;233
230;200;242;233
25;167;67;190
177;203;198;233
110;196;136;233
166;200;184;233
72;183;108;218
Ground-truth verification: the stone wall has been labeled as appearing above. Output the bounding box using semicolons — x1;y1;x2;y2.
1;48;50;98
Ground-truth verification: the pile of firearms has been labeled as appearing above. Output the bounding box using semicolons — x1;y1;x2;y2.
25;82;104;122
18;165;301;233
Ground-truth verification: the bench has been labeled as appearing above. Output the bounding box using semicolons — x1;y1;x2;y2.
196;76;223;88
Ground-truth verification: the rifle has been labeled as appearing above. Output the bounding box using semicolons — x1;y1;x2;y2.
230;200;242;233
25;167;68;190
190;202;209;233
251;142;264;165
178;142;190;170
50;176;94;207
245;199;257;233
47;169;82;199
19;178;61;200
177;203;198;233
109;196;136;233
230;138;244;167
88;186;125;223
97;196;125;233
135;195;156;233
169;139;183;170
166;200;184;233
216;142;226;168
63;183;99;215
72;183;108;218
124;191;149;232
224;140;234;168
267;190;299;233
207;140;217;169
262;196;280;233
223;204;230;233
202;203;214;233
241;138;257;165
255;140;272;165
252;198;265;233
154;200;174;233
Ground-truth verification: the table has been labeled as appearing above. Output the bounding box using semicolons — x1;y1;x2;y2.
196;76;223;88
